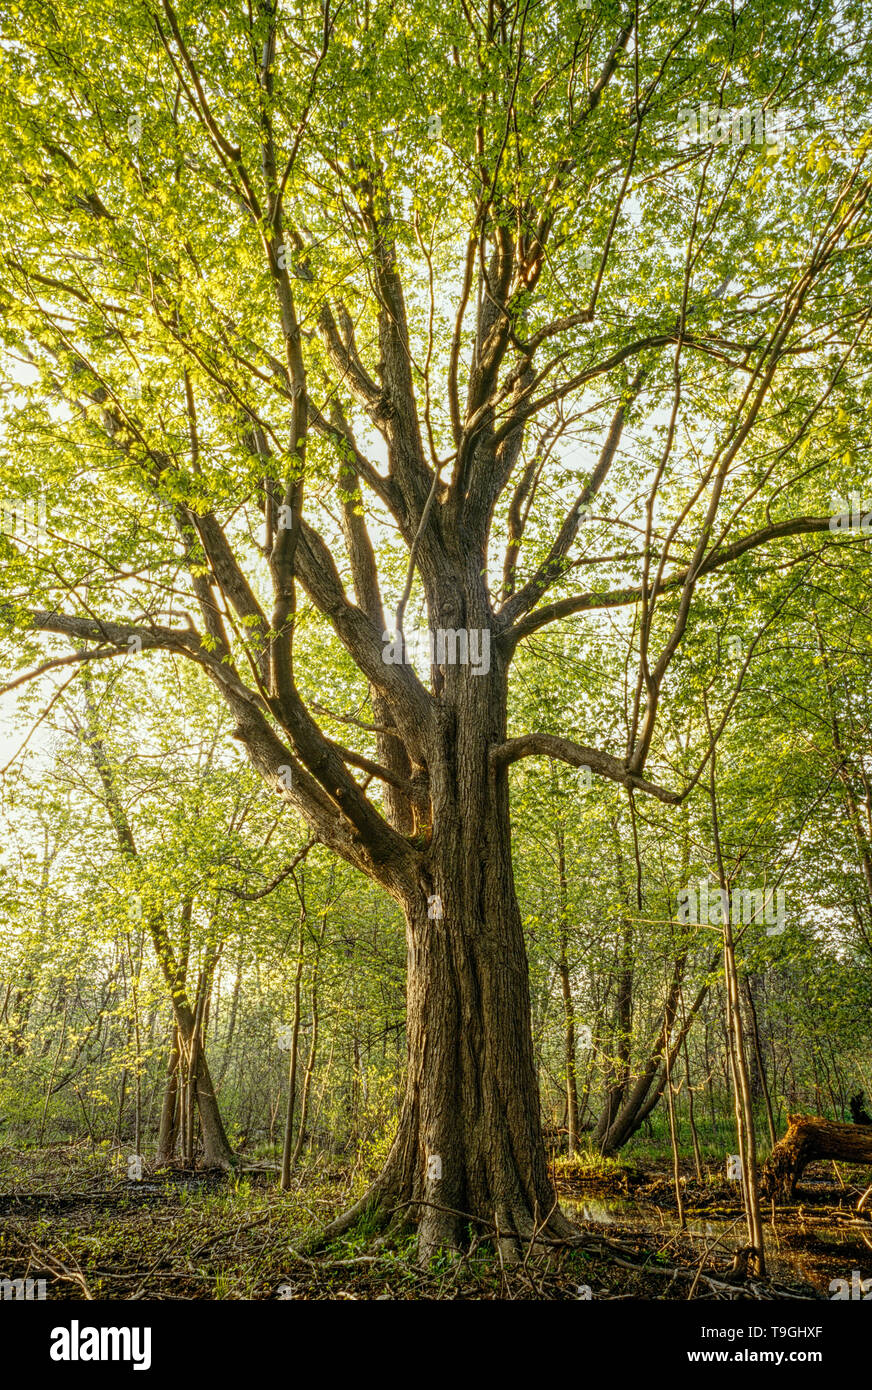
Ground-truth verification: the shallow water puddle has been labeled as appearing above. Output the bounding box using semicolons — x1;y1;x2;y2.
559;1191;867;1293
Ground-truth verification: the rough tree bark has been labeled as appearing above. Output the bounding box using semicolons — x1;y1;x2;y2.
314;657;580;1260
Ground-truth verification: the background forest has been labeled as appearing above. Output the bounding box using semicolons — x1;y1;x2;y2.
2;604;872;1169
0;0;871;1305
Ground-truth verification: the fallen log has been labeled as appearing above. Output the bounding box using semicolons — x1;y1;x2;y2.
761;1113;872;1201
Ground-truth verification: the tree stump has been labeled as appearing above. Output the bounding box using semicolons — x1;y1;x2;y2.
761;1113;872;1201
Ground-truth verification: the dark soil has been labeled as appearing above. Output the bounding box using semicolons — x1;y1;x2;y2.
0;1145;869;1300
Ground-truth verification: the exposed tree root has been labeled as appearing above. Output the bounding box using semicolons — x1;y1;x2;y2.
297;1168;580;1265
293;1196;820;1299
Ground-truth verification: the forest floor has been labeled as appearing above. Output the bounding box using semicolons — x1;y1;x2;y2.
0;1144;870;1300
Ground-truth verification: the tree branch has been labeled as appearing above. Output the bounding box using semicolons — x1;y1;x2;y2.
490;732;680;804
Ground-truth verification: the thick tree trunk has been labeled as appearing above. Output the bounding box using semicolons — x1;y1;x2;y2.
395;849;573;1260
761;1114;872;1201
319;670;575;1262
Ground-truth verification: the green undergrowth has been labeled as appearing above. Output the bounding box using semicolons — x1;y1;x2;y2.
0;1142;849;1299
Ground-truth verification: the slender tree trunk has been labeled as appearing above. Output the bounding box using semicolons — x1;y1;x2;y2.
722;910;766;1276
708;741;766;1277
117;996;130;1145
350;1031;362;1149
597;954;711;1153
181;1033;194;1167
556;824;579;1156
703;1016;717;1131
743;976;777;1150
664;1025;685;1227
592;824;634;1147
280;911;305;1189
156;1027;181;1165
216;936;244;1088
126;930;143;1156
680;1014;703;1180
38;998;69;1145
77;681;233;1168
117;1066;128;1145
292;917;325;1167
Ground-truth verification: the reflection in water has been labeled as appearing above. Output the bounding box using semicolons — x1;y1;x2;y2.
560;1192;859;1292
